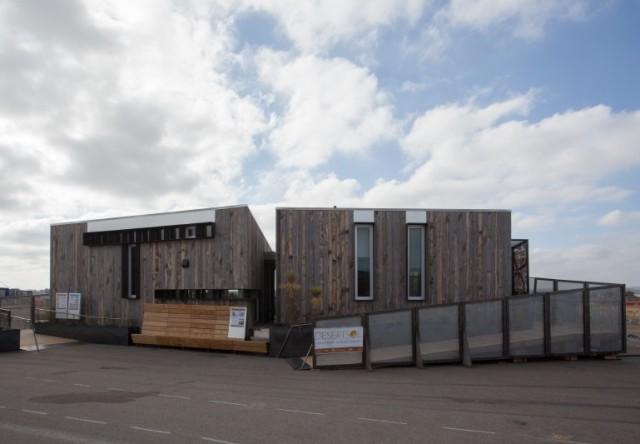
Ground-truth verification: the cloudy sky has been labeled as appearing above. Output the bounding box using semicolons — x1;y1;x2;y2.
0;0;639;290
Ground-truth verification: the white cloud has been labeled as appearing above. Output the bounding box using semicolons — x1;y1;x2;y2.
402;91;534;161
444;0;589;38
414;0;592;59
0;0;268;287
246;0;428;53
374;97;640;212
257;50;398;168
531;232;640;286
598;209;640;226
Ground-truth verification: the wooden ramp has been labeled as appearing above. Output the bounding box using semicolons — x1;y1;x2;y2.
131;303;268;354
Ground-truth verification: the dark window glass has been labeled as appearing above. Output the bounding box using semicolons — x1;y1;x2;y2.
356;225;372;299
408;226;424;299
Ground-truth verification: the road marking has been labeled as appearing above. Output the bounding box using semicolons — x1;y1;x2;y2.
358;417;407;425
443;426;496;435
277;408;325;416
73;383;90;388
65;416;107;425
546;438;590;444
22;409;48;416
131;426;171;435
158;393;191;400
107;387;126;391
201;437;241;444
0;405;6;409
209;400;249;407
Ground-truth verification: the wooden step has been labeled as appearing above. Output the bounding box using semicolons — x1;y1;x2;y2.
131;334;268;354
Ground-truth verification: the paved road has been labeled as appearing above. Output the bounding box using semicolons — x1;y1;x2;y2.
1;343;639;443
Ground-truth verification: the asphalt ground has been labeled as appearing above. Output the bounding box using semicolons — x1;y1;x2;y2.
1;343;639;444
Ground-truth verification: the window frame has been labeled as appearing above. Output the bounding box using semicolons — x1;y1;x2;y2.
354;224;374;301
407;224;426;301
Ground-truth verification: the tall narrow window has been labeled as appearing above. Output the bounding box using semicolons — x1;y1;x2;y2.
407;225;425;300
355;225;373;300
121;244;140;299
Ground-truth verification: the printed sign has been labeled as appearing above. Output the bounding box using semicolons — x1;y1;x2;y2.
67;293;82;320
228;307;247;339
314;326;364;354
55;293;68;320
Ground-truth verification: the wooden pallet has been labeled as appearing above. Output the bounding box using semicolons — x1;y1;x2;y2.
131;303;268;354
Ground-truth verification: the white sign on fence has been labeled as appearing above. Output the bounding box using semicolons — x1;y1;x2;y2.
67;293;82;320
55;293;68;320
227;307;247;339
55;292;82;320
314;327;364;354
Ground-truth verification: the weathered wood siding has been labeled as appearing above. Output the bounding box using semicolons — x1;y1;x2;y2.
50;206;272;327
276;208;512;324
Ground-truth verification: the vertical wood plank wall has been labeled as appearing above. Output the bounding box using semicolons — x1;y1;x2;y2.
276;208;512;324
50;206;272;327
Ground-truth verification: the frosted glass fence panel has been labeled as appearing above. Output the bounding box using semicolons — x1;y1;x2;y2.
465;301;504;359
589;287;623;353
535;279;555;293
509;295;544;356
368;310;413;365
315;316;363;367
418;305;459;362
550;291;584;354
557;281;584;291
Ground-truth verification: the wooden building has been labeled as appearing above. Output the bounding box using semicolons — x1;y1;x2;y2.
276;207;512;324
50;205;274;327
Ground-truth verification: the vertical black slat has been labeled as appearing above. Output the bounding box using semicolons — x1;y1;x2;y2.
543;293;551;355
458;302;466;364
534;278;538;294
405;224;410;300
360;314;366;368
311;319;318;369
553;279;559;292
364;313;372;371
583;283;590;355
121;245;128;299
414;308;424;368
132;244;140;299
621;285;627;354
30;296;35;326
411;308;419;367
524;241;530;294
503;298;510;358
511;243;516;296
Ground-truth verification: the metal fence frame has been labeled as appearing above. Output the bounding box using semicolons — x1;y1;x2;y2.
0;308;11;330
313;314;366;370
311;277;626;370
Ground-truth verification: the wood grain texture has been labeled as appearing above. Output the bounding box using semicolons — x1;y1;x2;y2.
50;206;272;327
276;208;512;324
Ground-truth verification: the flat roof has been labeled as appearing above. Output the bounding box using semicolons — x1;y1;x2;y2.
275;206;511;213
51;204;248;228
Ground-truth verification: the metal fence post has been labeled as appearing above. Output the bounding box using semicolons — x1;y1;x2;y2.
414;308;423;368
583;282;591;355
503;298;510;358
364;314;373;371
543;293;551;356
621;285;627;354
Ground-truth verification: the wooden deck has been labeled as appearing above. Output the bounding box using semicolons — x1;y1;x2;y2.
131;303;268;354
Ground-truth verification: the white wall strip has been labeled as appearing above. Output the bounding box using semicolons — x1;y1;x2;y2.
87;208;215;232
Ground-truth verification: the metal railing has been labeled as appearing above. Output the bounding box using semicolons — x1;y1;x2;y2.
311;278;626;370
